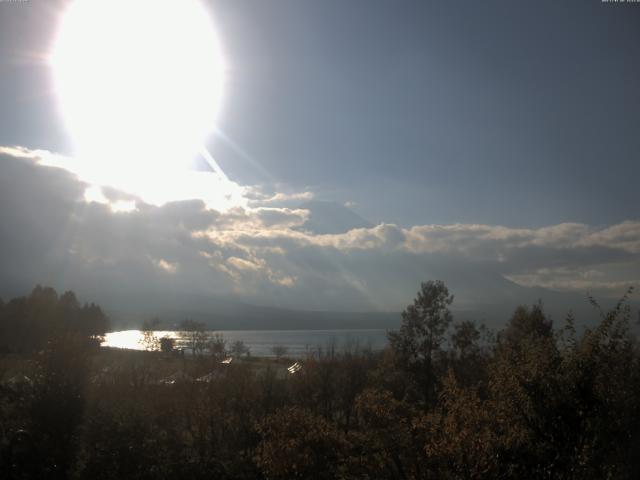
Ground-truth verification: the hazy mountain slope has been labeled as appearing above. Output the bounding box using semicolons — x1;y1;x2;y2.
104;291;400;330
101;278;635;332
298;200;373;234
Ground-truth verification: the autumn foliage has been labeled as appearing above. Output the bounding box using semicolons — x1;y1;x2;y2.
1;283;639;479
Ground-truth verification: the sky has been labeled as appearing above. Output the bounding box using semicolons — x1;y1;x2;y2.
0;0;639;321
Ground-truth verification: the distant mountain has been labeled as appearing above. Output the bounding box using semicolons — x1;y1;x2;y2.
402;267;627;329
84;249;637;333
297;200;373;234
104;291;400;331
101;280;636;333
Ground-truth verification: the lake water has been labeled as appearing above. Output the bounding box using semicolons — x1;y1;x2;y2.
102;329;390;357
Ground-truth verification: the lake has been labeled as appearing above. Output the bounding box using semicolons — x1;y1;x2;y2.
102;329;390;357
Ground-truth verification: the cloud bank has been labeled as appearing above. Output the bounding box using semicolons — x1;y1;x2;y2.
0;147;638;320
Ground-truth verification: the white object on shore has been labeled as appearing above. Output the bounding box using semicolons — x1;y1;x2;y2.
288;362;302;374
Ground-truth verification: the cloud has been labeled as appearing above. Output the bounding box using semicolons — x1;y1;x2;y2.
0;146;638;318
244;186;315;207
505;265;640;293
255;207;309;228
260;191;315;204
153;258;179;274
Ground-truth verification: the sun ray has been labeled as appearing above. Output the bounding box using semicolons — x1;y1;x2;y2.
212;127;276;183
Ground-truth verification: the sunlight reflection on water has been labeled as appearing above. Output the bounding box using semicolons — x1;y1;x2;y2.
102;329;389;357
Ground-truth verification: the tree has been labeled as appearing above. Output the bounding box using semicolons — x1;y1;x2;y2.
139;318;160;351
450;320;490;386
255;406;348;479
271;345;288;360
354;388;426;478
231;340;249;358
0;286;108;353
450;320;481;358
159;336;175;353
31;333;91;477
208;332;227;361
179;319;209;356
499;302;552;348
388;280;453;405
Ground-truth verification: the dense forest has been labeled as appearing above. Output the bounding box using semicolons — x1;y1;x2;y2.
1;282;639;479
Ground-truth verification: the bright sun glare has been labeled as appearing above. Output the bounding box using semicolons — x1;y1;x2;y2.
51;0;229;207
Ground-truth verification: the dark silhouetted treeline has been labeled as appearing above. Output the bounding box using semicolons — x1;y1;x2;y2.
0;285;109;353
1;282;640;479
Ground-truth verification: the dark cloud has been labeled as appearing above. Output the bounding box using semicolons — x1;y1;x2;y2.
0;149;638;322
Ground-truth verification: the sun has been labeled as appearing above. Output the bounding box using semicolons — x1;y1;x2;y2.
51;0;225;202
